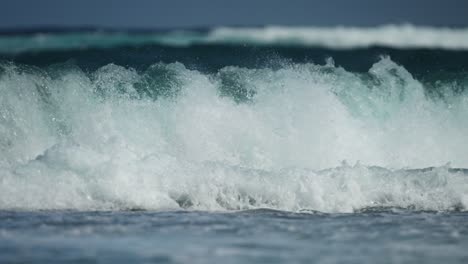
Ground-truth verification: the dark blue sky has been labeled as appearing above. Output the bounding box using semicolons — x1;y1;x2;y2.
1;0;467;29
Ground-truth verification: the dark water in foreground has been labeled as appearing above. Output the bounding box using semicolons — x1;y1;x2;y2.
1;210;468;264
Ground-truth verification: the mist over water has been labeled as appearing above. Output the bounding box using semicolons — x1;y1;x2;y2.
1;55;468;212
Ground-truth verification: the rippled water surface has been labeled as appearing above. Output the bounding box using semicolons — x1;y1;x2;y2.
1;210;468;264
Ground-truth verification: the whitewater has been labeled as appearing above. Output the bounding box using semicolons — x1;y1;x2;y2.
1;56;468;212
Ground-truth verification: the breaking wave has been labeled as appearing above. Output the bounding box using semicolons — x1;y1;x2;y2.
1;24;468;53
1;57;468;212
208;24;468;50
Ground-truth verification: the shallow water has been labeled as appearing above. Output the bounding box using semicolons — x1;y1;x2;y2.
1;209;468;264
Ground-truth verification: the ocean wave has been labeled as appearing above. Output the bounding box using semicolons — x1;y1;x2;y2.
1;24;468;54
1;58;468;212
207;24;468;50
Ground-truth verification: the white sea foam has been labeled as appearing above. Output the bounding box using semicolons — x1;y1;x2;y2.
1;58;468;212
207;24;468;49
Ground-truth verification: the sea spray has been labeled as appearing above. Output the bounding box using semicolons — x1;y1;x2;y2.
1;57;468;212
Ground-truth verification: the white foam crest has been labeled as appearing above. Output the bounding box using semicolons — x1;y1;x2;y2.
1;58;468;212
208;24;468;49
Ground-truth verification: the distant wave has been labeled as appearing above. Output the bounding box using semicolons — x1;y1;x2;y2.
207;24;468;50
1;24;468;53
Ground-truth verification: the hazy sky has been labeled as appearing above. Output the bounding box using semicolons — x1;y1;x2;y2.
1;0;467;29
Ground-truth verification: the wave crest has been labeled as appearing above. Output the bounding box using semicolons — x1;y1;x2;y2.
1;58;468;212
1;24;468;54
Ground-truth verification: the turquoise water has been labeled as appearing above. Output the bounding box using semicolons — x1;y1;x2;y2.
1;25;468;263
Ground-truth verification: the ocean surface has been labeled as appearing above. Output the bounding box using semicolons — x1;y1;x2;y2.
1;24;468;263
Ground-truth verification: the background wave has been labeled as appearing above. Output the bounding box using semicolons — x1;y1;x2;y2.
1;24;468;54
